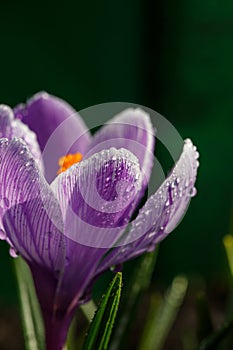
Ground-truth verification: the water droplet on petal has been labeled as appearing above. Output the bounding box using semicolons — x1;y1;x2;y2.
189;187;197;197
185;138;192;146
25;160;33;167
125;184;133;193
144;209;151;216
110;264;122;273
176;177;180;184
0;138;9;148
9;247;19;258
185;179;189;188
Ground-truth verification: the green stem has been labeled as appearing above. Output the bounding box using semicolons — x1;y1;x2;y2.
14;258;45;350
139;275;188;350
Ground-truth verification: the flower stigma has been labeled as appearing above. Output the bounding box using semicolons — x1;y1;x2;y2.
57;152;83;174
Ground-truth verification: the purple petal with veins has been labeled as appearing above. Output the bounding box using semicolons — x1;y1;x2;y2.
0;95;200;350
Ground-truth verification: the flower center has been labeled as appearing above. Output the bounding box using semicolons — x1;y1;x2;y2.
57;152;83;174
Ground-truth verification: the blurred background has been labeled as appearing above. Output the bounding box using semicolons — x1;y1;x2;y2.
0;0;232;349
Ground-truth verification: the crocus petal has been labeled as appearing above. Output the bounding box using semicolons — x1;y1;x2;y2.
51;145;145;308
0;137;65;272
86;108;155;192
51;147;143;248
0;105;43;170
0;137;67;349
96;139;199;271
50;148;143;311
14;92;91;183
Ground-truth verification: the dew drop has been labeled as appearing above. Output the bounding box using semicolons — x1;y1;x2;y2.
176;177;180;184
9;247;19;258
110;264;122;273
125;184;132;193
148;232;154;239
185;179;189;188
0;138;8;148
189;187;197;197
185;138;192;146
144;209;151;216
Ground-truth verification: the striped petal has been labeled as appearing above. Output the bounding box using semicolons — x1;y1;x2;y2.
0;105;43;170
50;148;143;309
14;92;91;183
86;108;155;192
97;139;199;272
51;147;143;249
0;137;65;272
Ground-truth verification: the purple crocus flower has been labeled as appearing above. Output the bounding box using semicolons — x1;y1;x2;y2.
0;92;199;350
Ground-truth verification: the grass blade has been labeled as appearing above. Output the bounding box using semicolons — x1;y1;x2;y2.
82;272;122;350
14;257;45;350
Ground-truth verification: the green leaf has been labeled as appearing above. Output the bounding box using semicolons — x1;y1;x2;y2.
67;301;97;350
139;275;188;350
109;249;158;350
223;234;233;276
81;300;97;322
82;272;122;350
14;257;45;350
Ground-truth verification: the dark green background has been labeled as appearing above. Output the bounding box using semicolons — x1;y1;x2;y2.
0;0;232;303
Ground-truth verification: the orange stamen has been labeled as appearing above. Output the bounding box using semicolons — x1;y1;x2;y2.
57;152;83;174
